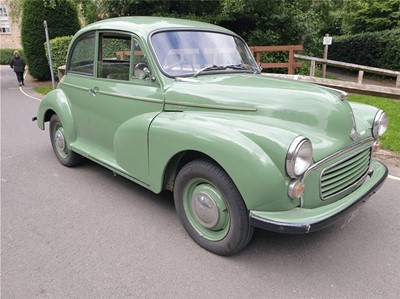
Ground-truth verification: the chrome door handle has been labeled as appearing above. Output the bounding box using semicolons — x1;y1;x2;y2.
89;86;99;96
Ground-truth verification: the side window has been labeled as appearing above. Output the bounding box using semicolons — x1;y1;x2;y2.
68;32;95;75
98;33;131;81
132;40;150;80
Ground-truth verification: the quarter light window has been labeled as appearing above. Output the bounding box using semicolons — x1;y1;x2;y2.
68;32;95;76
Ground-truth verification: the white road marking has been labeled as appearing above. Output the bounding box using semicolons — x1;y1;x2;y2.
19;86;42;101
20;69;42;101
388;175;400;181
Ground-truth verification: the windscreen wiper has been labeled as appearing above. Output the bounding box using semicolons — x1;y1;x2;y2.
193;65;226;77
193;64;254;77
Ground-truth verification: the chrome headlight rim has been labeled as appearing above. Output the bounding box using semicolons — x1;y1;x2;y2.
286;136;313;179
372;110;388;139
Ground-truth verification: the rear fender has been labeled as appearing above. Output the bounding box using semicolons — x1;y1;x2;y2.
37;89;77;146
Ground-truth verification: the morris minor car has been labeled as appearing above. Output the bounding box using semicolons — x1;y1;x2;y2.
35;17;388;255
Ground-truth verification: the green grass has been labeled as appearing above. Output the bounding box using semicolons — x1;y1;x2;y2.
349;94;400;153
34;86;53;95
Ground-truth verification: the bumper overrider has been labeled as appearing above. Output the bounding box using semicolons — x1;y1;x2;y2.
250;160;388;234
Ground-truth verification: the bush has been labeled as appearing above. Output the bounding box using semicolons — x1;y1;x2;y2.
21;0;80;81
0;48;25;65
329;30;400;71
44;36;73;80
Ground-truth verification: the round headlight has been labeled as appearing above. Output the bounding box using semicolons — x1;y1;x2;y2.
372;110;388;139
286;136;313;178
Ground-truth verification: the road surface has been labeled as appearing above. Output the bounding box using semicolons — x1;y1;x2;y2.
1;65;400;298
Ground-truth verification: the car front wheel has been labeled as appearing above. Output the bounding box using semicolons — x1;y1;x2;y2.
174;160;253;255
49;114;82;167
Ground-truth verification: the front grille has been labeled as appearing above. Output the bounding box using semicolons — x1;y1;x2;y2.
320;148;371;200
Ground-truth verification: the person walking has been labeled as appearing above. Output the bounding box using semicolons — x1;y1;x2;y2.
10;50;26;86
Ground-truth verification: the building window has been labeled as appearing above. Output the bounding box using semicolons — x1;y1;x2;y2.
0;21;10;33
0;5;8;17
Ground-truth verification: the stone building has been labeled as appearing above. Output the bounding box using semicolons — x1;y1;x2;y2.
0;2;22;49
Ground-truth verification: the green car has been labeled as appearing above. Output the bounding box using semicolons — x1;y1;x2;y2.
35;17;388;255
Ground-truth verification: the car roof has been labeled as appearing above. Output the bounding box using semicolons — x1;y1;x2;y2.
76;16;236;39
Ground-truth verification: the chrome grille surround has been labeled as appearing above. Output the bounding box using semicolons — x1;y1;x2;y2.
320;147;372;200
300;137;375;207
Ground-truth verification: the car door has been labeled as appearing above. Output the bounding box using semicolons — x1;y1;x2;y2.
62;31;97;147
87;32;164;183
62;31;164;184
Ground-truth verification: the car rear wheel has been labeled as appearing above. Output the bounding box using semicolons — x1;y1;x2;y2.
49;114;82;167
174;160;253;255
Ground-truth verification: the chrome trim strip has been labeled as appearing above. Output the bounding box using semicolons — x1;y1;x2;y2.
165;100;257;111
61;82;88;91
61;82;163;104
98;90;163;104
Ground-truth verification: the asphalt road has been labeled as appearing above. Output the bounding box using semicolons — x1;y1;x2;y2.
1;65;400;298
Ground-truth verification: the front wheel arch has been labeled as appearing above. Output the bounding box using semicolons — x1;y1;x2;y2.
163;150;220;192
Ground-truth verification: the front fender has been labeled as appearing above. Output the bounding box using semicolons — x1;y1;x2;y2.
348;101;379;139
37;89;77;147
148;112;299;211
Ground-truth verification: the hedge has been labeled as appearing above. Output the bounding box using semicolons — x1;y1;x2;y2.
0;48;25;65
329;29;400;71
21;0;80;81
44;35;73;80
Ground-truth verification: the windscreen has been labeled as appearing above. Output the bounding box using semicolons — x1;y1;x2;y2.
151;30;259;77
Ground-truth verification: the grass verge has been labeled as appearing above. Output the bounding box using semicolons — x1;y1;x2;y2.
349;94;399;153
34;86;53;95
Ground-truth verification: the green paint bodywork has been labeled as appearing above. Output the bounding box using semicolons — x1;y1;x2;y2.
36;17;388;231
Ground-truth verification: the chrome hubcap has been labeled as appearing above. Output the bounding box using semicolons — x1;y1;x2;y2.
191;191;219;229
55;129;65;151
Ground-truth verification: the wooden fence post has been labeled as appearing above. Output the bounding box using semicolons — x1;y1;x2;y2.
288;46;294;75
310;60;316;77
357;71;364;84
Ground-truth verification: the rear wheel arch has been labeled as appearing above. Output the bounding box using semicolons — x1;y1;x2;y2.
43;109;56;124
49;114;83;167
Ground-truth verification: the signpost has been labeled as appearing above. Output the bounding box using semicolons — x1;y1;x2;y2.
322;34;332;78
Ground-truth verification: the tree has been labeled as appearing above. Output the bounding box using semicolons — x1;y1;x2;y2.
101;0;222;23
21;0;80;80
342;0;400;34
72;0;106;25
219;0;324;54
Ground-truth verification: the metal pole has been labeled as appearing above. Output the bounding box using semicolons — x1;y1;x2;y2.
44;20;55;89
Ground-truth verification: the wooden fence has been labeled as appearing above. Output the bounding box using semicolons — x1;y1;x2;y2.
295;54;400;88
249;45;303;74
249;44;399;99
